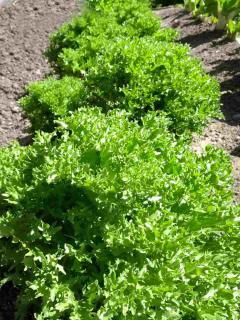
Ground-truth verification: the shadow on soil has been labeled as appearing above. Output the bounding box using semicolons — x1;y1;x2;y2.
180;29;224;48
17;134;33;146
231;145;240;156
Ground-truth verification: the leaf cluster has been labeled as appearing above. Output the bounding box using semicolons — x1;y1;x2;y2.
46;0;177;69
0;109;239;319
21;37;220;134
20;0;221;135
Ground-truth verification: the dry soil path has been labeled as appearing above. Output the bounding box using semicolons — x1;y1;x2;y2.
0;0;81;146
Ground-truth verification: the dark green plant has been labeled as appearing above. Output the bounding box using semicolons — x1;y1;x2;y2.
0;108;239;319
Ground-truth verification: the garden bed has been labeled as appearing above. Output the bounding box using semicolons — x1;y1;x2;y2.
0;1;240;318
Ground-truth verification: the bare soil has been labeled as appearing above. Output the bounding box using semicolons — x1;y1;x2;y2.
0;0;80;146
155;6;240;202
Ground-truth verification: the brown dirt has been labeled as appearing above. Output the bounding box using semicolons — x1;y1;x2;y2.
155;6;240;202
0;0;81;146
0;1;80;318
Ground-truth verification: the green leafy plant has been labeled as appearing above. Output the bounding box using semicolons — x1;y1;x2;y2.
46;0;177;70
20;76;87;132
21;36;221;135
0;108;239;319
184;0;240;36
47;26;177;76
206;0;240;30
227;15;240;39
46;13;165;69
19;0;221;136
184;0;203;15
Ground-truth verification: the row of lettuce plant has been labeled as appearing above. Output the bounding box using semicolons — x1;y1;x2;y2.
0;0;239;319
20;0;221;135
